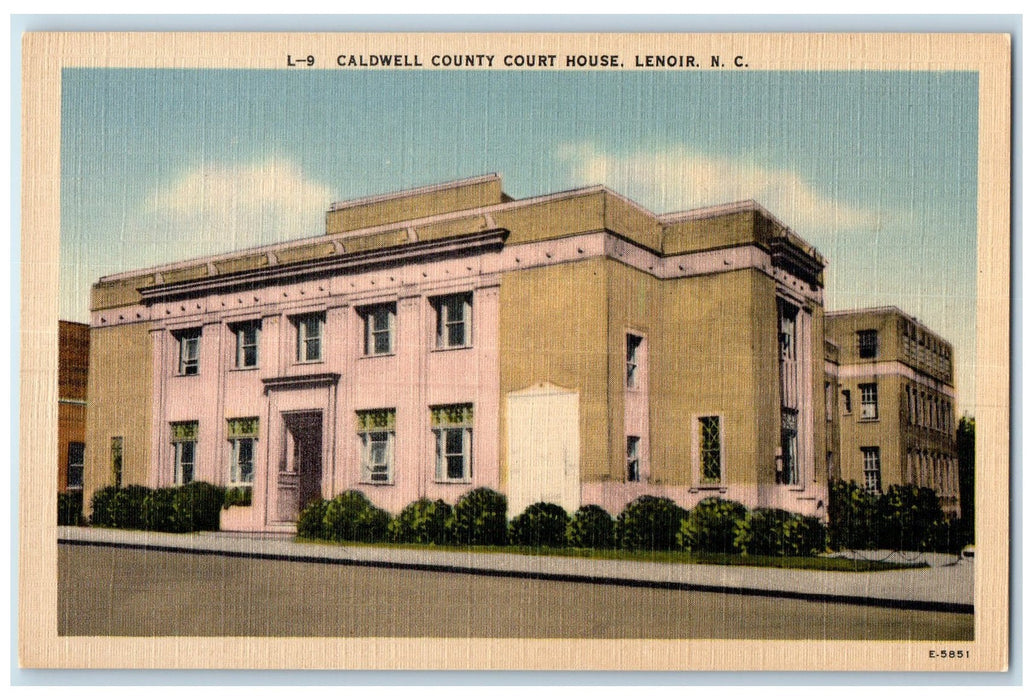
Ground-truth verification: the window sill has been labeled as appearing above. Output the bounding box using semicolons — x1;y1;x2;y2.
431;344;473;354
229;366;259;372
359;352;397;360
293;359;325;366
691;484;726;492
360;479;395;486
174;372;200;378
858;417;880;424
432;478;473;485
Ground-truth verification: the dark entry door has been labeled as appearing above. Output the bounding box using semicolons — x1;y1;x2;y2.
280;411;323;521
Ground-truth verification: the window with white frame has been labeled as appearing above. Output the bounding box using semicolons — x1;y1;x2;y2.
626;334;643;388
231;320;260;369
699;416;722;484
170;421;198;485
357;409;395;483
227;417;258;485
361;304;396;356
626;436;641;482
433;293;472;349
432;404;473;481
175;328;201;375
294;313;325;363
862;447;882;493
859;382;879;420
857;329;879;359
66;442;84;490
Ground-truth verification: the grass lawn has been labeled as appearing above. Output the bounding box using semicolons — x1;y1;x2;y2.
295;538;926;572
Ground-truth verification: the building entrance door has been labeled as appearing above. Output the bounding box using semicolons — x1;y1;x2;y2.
277;411;323;521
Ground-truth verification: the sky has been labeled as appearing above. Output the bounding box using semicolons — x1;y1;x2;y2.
60;68;979;412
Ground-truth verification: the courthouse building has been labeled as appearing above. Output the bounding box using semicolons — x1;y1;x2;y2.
84;174;836;532
826;307;960;515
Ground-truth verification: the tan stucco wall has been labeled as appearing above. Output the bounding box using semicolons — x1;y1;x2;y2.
83;323;153;508
827;310;903;365
498;259;610;485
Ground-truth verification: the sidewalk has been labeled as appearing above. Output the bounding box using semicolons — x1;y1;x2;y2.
58;526;974;613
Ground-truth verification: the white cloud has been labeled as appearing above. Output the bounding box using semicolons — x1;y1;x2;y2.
129;158;336;266
554;142;882;234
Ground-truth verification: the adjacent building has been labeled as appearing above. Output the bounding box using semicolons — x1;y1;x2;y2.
58;320;89;493
84;174;833;532
826;308;960;515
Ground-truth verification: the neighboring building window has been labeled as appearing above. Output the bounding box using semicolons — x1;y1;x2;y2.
862;447;882;493
626;436;641;482
626;334;643;388
858;329;878;359
824;380;834;421
176;328;201;375
433;293;472;349
110;436;123;487
778;410;799;485
431;404;473;481
357;409;396;483
227;417;258;485
295;313;325;363
859;382;879;420
66;442;84;490
170;422;198;485
841;389;852;414
232;320;260;369
361;304;396;356
699;416;722;484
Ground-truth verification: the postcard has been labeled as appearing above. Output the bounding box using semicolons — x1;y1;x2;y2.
19;30;1011;671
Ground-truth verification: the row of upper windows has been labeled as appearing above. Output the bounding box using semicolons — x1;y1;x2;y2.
905;385;954;433
172;293;473;375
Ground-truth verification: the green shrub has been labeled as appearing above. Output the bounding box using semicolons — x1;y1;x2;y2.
733;508;827;557
567;504;615;549
142;487;182;532
57;491;84;526
677;498;748;553
91;485;151;529
389;498;453;544
297;498;329;540
827;480;882;550
615;496;688;551
877;484;948;552
223;486;253;509
172;481;225;532
509;502;570;548
323;490;391;543
446;487;508;546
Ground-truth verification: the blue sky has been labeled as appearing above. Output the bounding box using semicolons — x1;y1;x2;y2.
60;68;979;412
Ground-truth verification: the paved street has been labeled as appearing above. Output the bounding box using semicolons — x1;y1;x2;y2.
59;543;974;639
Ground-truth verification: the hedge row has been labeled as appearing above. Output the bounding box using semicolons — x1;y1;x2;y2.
88;482;228;533
296;489;829;557
828;480;967;553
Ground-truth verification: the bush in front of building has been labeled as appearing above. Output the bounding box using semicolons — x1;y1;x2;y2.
323;490;391;543
57;491;84;526
297;498;330;540
677;497;748;554
446;487;508;546
508;502;570;548
732;508;827;557
90;484;151;529
615;496;689;551
877;483;949;552
141;487;183;532
170;481;226;532
566;504;616;549
223;486;253;509
827;480;883;550
389;498;453;545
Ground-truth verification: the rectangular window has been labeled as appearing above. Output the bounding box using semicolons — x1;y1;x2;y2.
431;404;473;481
170;422;198;485
626;334;643;388
824;381;834;421
841;389;852;414
626;436;641;482
66;442;84;490
862;447;882;493
294;313;325;363
357;409;396;483
176;329;201;375
858;329;878;359
434;293;472;349
699;416;721;484
232;320;260;369
860;382;879;420
227;417;258;485
778;409;799;485
110;436;123;487
361;304;396;356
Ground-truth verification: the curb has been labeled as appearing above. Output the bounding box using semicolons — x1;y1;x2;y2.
59;536;975;615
